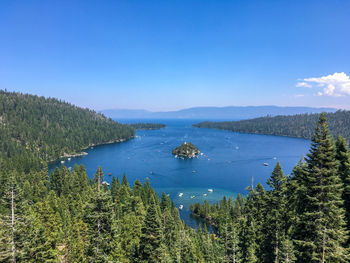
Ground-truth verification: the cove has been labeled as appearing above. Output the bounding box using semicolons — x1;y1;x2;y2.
49;119;311;227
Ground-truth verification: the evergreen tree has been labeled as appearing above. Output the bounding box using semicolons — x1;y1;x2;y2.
92;166;104;191
295;113;349;262
50;167;64;196
265;162;291;263
110;176;119;202
240;189;258;263
336;135;350;245
140;195;162;262
225;221;241;263
85;167;117;263
0;173;28;263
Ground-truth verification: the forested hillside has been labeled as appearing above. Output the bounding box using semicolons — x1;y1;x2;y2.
191;114;350;262
194;110;350;142
1;91;349;262
0;165;221;262
0;90;134;169
128;123;166;130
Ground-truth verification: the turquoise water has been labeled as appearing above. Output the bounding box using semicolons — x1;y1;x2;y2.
49;119;310;227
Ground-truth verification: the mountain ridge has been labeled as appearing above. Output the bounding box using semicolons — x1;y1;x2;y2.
102;106;338;120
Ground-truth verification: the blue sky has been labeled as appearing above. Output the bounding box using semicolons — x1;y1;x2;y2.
1;0;349;111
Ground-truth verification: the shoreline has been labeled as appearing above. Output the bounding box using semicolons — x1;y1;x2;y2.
49;136;135;163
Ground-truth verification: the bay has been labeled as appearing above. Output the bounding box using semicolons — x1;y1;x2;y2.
49;119;310;227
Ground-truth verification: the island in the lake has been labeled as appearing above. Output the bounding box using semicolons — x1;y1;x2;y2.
128;123;166;130
172;142;200;158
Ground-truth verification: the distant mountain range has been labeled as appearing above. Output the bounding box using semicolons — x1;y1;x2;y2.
102;106;338;120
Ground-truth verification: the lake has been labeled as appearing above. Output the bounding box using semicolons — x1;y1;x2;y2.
49;119;311;227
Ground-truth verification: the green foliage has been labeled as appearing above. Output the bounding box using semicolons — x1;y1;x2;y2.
191;113;350;263
294;113;349;262
1;92;350;262
128;123;166;130
172;142;200;158
0;90;134;165
194;110;350;143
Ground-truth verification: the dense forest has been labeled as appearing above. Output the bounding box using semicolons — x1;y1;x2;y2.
128;123;166;130
0;91;134;172
0;91;220;262
191;114;350;262
194;110;350;143
1;90;350;262
0;165;222;262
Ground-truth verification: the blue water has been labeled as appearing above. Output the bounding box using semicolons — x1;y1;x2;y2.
49;119;311;227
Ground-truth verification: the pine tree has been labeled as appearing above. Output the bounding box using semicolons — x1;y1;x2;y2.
110;176;119;202
50;167;64;196
225;221;241;263
92;166;104;191
140;195;162;262
265;162;292;263
85;167;117;263
0;173;30;263
336;135;350;245
240;189;258;263
295;113;349;262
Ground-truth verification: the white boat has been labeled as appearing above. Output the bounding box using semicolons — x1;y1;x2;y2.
273;157;277;160
190;196;195;199
200;153;204;156
68;158;71;161
61;160;64;164
203;193;207;197
179;193;183;197
263;163;269;166
208;189;213;193
175;155;178;158
192;170;196;173
179;205;183;210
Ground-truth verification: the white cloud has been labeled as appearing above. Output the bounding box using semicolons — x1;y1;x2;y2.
296;72;350;97
296;82;312;88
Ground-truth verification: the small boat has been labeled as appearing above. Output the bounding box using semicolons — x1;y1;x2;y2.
175;155;178;158
208;189;213;193
149;171;153;174
179;193;183;197
179;205;183;210
200;153;204;156
263;163;269;166
192;170;196;173
273;157;277;160
108;173;112;176
190;195;195;199
68;158;71;161
235;146;239;150
203;194;207;197
61;160;64;164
